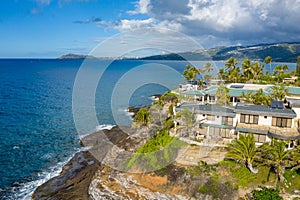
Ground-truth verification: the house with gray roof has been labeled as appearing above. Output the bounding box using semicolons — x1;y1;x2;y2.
174;101;300;146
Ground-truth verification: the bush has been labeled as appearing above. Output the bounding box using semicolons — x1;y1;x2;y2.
199;176;237;200
251;186;282;200
125;130;187;171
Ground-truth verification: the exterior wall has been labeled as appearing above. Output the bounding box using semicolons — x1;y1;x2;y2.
195;114;205;122
232;116;238;126
258;115;272;126
236;113;241;123
292;108;300;119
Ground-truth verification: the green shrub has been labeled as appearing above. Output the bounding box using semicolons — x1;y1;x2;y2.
251;186;283;200
125;130;187;171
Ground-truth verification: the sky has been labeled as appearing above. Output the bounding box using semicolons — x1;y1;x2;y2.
1;0;300;58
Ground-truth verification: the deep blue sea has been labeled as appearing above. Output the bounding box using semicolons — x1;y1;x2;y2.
0;59;296;199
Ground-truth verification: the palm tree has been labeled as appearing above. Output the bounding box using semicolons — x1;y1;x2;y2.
274;65;288;76
242;59;253;80
240;91;254;103
226;133;258;174
264;56;272;74
252;61;264;82
225;57;238;72
215;85;230;105
203;62;213;73
218;68;228;81
258;140;295;185
183;64;201;82
296;56;300;76
270;85;288;101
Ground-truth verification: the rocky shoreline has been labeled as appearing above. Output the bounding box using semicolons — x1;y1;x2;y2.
32;102;235;200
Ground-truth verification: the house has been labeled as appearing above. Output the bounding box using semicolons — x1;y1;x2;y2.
174;101;300;146
179;83;300;106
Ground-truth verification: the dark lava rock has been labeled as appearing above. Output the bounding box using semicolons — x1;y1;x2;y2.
32;151;100;200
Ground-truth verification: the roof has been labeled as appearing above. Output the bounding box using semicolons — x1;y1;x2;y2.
200;123;234;129
181;90;205;96
236;127;268;135
204;85;219;95
286;98;300;107
176;103;236;117
286;86;300;95
234;103;296;118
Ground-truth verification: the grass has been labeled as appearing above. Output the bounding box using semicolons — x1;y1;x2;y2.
217;160;277;188
283;169;300;193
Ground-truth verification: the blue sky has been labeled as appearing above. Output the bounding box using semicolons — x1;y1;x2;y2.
1;0;300;58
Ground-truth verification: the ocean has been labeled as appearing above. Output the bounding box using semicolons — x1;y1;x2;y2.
0;59;296;199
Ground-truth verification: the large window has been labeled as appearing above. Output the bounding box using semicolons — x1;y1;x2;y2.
222;116;233;126
272;117;292;128
239;132;266;143
209;127;232;138
240;114;259;124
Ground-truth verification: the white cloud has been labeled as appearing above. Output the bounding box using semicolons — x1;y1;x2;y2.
123;0;300;47
114;18;156;31
128;0;150;15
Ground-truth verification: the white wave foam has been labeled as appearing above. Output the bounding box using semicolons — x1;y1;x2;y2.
149;95;159;101
78;124;116;140
2;148;85;200
95;124;115;131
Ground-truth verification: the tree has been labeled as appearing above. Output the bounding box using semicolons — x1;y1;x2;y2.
225;57;238;72
258;140;296;184
202;62;213;82
241;89;273;105
296;56;300;76
134;107;150;126
215;85;230;105
241;91;254;103
203;62;213;73
225;57;239;82
274;64;289;77
251;61;264;82
218;68;228;81
253;89;273;105
264;56;273;74
270;85;288;101
242;59;254;80
226;133;258;173
183;64;201;82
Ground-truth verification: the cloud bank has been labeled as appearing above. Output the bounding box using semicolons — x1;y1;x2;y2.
120;0;300;47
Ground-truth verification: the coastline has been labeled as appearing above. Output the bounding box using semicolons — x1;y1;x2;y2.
31;125;150;199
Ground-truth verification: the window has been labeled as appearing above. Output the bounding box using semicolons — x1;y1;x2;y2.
264;116;267;119
240;114;259;124
272;117;292;128
209;127;220;137
239;132;266;143
220;128;232;138
209;96;215;102
222;116;233;126
207;115;215;121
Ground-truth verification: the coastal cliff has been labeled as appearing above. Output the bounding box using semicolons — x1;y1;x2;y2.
32;125;234;199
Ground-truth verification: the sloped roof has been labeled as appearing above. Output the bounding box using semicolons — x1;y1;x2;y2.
182;90;205;96
234;103;296;118
176;103;236;117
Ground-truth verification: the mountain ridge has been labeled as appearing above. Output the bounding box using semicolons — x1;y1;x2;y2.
59;42;300;62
